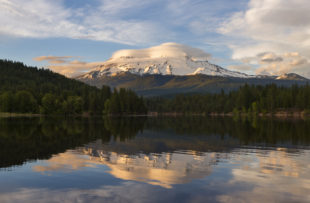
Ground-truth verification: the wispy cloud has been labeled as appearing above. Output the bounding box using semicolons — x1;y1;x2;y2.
33;56;73;62
48;60;67;64
0;0;169;45
0;0;244;46
48;61;104;77
33;56;74;65
34;55;104;77
69;60;87;65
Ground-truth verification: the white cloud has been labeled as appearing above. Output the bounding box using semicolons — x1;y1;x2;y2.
0;0;74;38
229;51;310;76
6;0;310;77
218;0;310;77
243;52;310;76
0;0;247;46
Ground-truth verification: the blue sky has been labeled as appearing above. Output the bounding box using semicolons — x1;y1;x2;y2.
1;0;310;77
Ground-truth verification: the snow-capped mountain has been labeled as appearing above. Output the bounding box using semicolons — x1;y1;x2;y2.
76;43;308;96
77;43;252;79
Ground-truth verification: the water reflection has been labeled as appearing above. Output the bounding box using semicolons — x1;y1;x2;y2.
34;147;218;188
218;148;310;203
0;117;310;202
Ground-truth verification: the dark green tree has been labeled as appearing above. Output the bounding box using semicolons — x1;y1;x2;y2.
15;91;38;113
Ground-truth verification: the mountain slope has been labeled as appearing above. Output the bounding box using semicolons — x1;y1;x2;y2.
79;72;308;97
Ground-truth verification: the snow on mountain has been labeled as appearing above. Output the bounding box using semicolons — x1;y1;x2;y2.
78;43;253;79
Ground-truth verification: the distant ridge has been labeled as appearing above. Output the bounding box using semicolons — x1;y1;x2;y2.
78;72;308;97
276;73;308;81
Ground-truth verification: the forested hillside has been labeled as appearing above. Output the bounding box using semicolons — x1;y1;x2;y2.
0;60;146;115
146;84;310;115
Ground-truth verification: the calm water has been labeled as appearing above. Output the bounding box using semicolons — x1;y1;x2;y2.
0;117;310;203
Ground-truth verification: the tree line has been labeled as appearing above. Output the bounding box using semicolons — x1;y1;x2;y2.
146;83;310;114
0;59;147;115
2;59;310;116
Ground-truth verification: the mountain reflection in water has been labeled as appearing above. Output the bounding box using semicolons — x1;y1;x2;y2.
0;117;310;202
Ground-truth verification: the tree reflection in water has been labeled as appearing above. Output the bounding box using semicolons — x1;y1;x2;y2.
0;116;309;169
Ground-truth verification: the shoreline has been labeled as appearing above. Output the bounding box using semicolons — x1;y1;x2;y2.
147;111;310;119
0;112;41;118
1;111;310;120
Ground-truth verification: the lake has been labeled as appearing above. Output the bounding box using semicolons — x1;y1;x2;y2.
0;116;310;203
